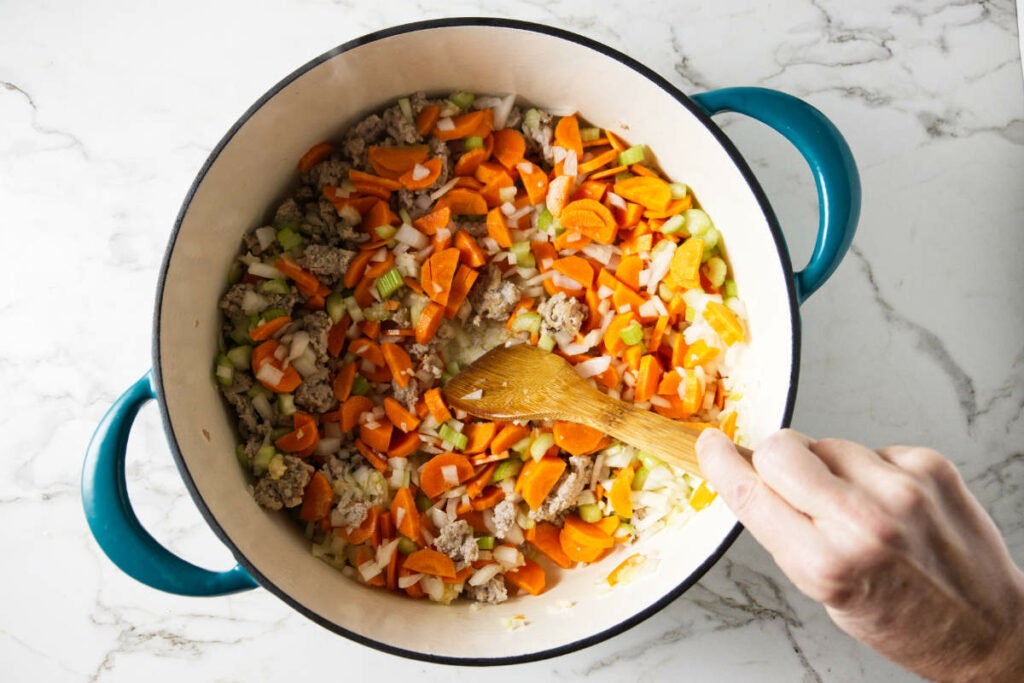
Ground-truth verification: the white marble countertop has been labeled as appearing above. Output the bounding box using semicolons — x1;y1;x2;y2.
2;1;1022;681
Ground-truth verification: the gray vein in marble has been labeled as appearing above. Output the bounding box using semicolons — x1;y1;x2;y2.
850;245;979;426
1;80;93;160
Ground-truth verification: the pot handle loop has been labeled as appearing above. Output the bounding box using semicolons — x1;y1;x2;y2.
691;87;860;302
81;371;258;596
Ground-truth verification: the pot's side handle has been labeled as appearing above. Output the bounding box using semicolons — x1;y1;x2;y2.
81;371;258;596
691;87;861;302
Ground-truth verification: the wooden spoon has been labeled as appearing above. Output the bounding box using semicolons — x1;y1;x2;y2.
443;344;751;477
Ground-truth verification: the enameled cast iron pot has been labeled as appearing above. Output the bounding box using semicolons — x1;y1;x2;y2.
81;18;859;665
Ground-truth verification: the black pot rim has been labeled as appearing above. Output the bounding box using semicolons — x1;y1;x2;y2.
151;16;801;667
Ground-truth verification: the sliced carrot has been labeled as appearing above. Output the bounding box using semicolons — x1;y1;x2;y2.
419;452;474;498
249;315;291;342
589;163;629;181
454;147;489;176
384;397;420;433
669;237;704;289
682;370;702;415
562;514;614;549
340;395;373;433
338;506;379;543
609;466;635;519
505;297;535;331
332;362;357;402
274;256;324;298
424;387;452;424
559;526;604;563
355;438;389;473
552;421;605;456
435;188;488;216
578;148;619;175
554;114;583;159
442;565;475;585
634;355;662;403
545;175;574;217
389;430;421;458
360;200;393;234
684;339;720;368
343;249;376;288
572;180;608;202
398;157;442;190
649;315;669;353
517;160;549;206
381;342;413;388
490;423;531;455
506;558;546;596
413;206;451;236
453;230;487;268
658;369;683;396
432;109;488;141
349;168;402;192
364;252;396;280
390;487;420;540
360;419;393;453
596;515;621;537
721;411;738;441
414;301;445;345
403;548;456;578
492;128;526;170
517;456;567;510
559;198;617;244
275;412;319;453
421;248;461;305
479;170;514;208
298;141;334;173
615;254;644;291
470;486;505;511
349;337;386;366
251;340;302;393
704;301;744;345
643;196;692;219
368;144;430;179
528;522;574;568
469;450;510;466
486;206;513;248
327;315;351;358
416;105;440;136
462;422;500;455
552;255;594;289
603;312;636;356
443;264;478;318
623;344;643;372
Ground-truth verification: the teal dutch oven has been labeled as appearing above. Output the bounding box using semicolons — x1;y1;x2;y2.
82;18;859;665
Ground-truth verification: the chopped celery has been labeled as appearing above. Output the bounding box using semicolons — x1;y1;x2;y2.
397;96;414;124
260;279;291;295
724;279;739;298
214;355;234;386
226;345;252;370
614;522;634;538
701;242;718;264
701;226;721;252
376;267;404;298
415;492;433;512
685;305;697;323
510;311;542;334
344;295;364;323
669;182;689;200
618;321;644;346
363;301;391;322
449;91;475;110
397;536;418;555
632;465;650;491
325;292;346;323
227;261;242;285
374;224;397;240
614;171;634;183
491;458;523;482
650;237;676;261
682;208;713;237
580;126;601;142
276;227;304;251
398;208;412;226
247;382;272;399
523;108;541;130
530;432;555;461
350;374;371;396
638;451;665;468
439;422;468;450
577;503;602;523
234;444;248;470
253;446;276;474
617;144;645;166
464;136;484;150
536;207;553;233
660;214;685;235
259;308;288;324
537;333;556;352
511;435;533;454
270;426;292;442
475;535;496;550
446;360;461;376
705;256;728;288
509;242;535;268
277;393;296;416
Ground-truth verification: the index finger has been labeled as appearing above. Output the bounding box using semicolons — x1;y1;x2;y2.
696;428;826;568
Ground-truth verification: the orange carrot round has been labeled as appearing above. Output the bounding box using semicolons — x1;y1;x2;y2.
419;452;474;498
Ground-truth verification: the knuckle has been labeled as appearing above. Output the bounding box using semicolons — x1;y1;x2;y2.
886;474;928;518
796;552;859;604
907;448;960;485
812;437;848;457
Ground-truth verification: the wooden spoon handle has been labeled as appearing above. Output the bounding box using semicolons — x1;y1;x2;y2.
572;386;750;478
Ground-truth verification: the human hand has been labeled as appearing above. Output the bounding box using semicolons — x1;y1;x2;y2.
696;428;1024;682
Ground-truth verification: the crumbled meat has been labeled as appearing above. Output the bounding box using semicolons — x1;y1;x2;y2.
470;266;520;325
537;292;588;338
241;226;280;257
382;104;421;145
300;155;351;190
391;378;419;409
409;91;443;116
221;378;259;437
219;283;296;322
491;499;516;538
395;188;433;219
325;451;387;528
336;501;368;529
253;455;313;510
294;377;337;414
274;198;303;230
433;519;479;564
530;455;593;523
428;137;452;187
296;311;332;363
453;217;487;237
504;106;523;130
522;109;555;164
465;577;509;604
298;244;355;286
342;113;386;170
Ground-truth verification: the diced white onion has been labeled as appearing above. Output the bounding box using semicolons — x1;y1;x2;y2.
255;226;277;250
581;243;615;264
552;146;568;164
551;272;584;291
441;465;460;486
370;247;388;262
563;150;578;177
375;538;399;569
436;117;455;131
516;161;535;176
398;573;423;589
493;545;524;568
252;393;273;420
287;331;310;360
491;93;516;129
395;223;429;249
358;560;383;582
649;395;672;409
247;262;287;281
411;163;431;181
638;299;660;319
240;290;270;316
606;191;627;210
421;575;444;601
314;437;342;456
502;523;525;546
429;177;460;202
468;563;503;586
575;356;612;379
646;243;677;294
500;201;517;216
255;363;284;386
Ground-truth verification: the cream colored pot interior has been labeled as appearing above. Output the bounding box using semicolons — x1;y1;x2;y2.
158;24;795;660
